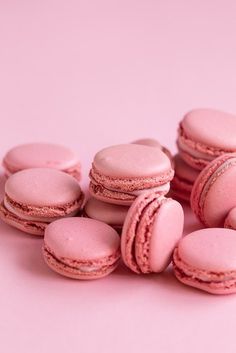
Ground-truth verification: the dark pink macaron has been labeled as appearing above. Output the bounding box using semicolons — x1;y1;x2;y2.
121;191;184;274
43;217;120;280
89;144;174;206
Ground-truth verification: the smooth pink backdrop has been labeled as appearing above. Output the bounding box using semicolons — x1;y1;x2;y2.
1;1;236;352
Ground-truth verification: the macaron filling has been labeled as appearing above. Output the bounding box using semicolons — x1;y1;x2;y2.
89;166;172;203
43;245;120;277
3;193;84;219
178;124;233;160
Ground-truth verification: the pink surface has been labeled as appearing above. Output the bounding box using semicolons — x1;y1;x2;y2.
1;0;236;352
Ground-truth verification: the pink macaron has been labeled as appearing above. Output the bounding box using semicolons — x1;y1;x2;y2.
131;138;173;165
177;109;236;170
43;217;120;280
2;142;81;180
89;144;174;206
191;153;236;227
83;197;129;232
171;154;199;202
0;168;84;236
224;207;236;230
121;191;184;274
173;228;236;295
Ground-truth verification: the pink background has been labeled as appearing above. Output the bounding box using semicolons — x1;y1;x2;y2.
1;1;236;352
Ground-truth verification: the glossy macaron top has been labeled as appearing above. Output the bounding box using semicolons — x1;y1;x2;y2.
3;142;78;173
177;228;236;272
93;144;172;178
44;217;120;260
180;109;236;150
84;198;129;225
5;168;82;206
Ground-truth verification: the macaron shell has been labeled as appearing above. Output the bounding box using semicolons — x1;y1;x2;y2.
5;168;82;206
44;217;120;260
131;138;162;148
43;247;119;280
181;109;236;150
3;143;79;172
149;199;184;272
178;228;236;272
191;154;236;227
93;144;172;178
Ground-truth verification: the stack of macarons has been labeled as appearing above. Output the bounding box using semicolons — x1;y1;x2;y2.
84;141;175;231
171;108;236;203
2;111;236;296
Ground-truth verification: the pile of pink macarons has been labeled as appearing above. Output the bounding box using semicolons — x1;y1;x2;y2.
1;108;236;295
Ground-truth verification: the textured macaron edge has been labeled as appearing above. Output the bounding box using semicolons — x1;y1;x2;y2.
121;192;163;274
173;248;236;294
190;154;236;227
0;202;47;235
3;191;84;218
178;123;235;161
42;244;120;279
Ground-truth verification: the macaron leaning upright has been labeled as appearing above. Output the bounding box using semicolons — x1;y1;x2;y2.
43;217;120;280
121;191;184;274
89;144;174;206
0;168;84;236
173;228;236;295
177;109;236;170
191;153;236;227
2;142;81;180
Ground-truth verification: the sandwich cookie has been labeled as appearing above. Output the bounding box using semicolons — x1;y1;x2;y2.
173;228;236;294
121;191;184;274
0;168;84;235
89;144;174;206
191;153;236;227
43;217;120;279
177;109;236;170
2;142;81;180
224;207;236;230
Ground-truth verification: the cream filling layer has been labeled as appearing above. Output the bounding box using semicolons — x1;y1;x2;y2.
178;139;214;161
4;198;78;222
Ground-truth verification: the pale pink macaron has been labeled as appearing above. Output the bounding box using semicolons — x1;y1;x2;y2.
83;197;129;232
2;142;81;180
121;191;184;274
131;138;173;166
191;153;236;227
177;109;236;170
89;144;174;206
173;228;236;295
0;168;84;236
43;217;120;280
224;207;236;230
171;154;199;202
